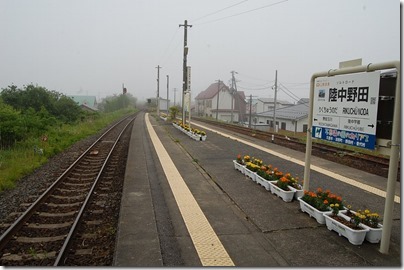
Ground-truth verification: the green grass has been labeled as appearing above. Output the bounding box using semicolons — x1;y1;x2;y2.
0;108;136;192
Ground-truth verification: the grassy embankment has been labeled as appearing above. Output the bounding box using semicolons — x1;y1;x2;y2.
0;108;136;192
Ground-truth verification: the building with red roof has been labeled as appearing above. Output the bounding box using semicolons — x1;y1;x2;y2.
195;81;246;123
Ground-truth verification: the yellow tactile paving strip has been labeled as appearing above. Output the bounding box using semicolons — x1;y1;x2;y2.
145;114;234;266
194;123;400;204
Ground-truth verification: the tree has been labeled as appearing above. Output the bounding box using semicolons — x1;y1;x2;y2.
169;106;180;120
0;84;81;123
0;99;23;147
54;95;82;123
98;93;137;113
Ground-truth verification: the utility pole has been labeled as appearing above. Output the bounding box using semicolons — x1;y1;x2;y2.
166;75;169;114
273;70;278;132
230;70;238;124
156;65;162;116
179;20;192;124
216;80;221;120
248;94;253;128
173;88;177;106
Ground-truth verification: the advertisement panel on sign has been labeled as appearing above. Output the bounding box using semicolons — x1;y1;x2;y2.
312;72;380;150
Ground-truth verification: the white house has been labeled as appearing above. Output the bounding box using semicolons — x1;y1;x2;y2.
254;98;310;133
195;81;246;123
158;98;171;113
244;97;294;127
255;98;293;114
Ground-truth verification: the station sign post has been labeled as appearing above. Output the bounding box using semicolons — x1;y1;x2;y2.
312;72;381;150
184;66;191;127
303;61;400;255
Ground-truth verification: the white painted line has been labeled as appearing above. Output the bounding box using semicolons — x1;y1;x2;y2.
193;122;400;204
145;114;234;266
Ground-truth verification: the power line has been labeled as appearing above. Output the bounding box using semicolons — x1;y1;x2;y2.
237;85;272;91
278;83;301;101
195;0;288;25
237;72;273;83
159;28;181;66
277;83;309;106
192;0;249;22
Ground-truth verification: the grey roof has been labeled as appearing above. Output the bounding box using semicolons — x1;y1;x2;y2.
256;99;309;120
257;98;293;105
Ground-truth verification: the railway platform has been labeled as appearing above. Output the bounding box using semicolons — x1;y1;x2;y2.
113;111;401;267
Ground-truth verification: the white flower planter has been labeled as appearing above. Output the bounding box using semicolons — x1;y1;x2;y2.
298;197;332;224
288;184;304;200
361;223;383;243
191;134;200;141
255;174;271;190
232;160;245;174
201;135;207;141
339;210;383;244
323;212;369;245
244;167;256;182
268;181;295;202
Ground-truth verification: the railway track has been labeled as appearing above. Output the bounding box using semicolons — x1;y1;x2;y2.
0;113;137;266
192;117;398;180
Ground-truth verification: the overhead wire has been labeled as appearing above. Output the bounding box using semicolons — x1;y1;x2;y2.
159;28;181;66
238;85;272;91
192;0;249;23
194;0;288;26
277;82;309;106
278;82;301;101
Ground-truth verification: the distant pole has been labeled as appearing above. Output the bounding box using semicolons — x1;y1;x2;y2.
166;75;169;113
156;65;162;116
248;94;252;128
174;88;177;106
230;70;238;124
273;70;278;132
216;80;221;120
122;83;125;108
179;20;192;124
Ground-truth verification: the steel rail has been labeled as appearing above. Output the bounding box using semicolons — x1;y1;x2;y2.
191;117;391;167
54;114;136;265
0;114;135;253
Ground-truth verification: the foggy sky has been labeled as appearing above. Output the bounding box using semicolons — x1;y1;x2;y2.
0;0;400;104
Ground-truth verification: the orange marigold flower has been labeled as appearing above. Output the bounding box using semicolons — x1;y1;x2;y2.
280;177;288;183
317;187;323;193
325;189;331;194
323;200;329;205
336;196;342;202
328;194;336;199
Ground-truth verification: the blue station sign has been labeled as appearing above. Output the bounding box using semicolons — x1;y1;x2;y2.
312;72;381;150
